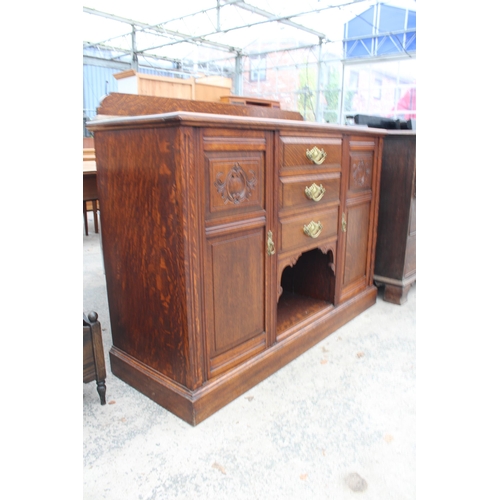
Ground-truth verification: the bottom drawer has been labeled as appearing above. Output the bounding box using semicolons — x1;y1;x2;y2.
280;208;338;254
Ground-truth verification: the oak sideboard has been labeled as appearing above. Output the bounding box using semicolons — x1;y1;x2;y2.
88;94;386;425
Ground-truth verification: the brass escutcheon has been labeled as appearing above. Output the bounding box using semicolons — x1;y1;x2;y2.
304;183;326;202
305;146;327;165
267;230;276;255
303;221;323;238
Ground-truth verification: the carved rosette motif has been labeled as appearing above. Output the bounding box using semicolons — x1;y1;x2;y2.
351;158;372;190
215;163;257;205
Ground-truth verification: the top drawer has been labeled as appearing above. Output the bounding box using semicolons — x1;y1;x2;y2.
280;136;342;174
202;129;268;223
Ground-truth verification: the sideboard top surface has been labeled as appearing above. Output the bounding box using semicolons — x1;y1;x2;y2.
88;110;388;136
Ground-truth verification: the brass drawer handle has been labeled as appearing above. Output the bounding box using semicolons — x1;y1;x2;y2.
306;147;327;165
267;230;276;255
303;221;323;238
304;183;326;202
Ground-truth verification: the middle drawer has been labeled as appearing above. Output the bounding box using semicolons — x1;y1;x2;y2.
279;173;340;212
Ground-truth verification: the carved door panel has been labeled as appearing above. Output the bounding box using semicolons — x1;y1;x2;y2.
337;138;378;303
201;129;273;380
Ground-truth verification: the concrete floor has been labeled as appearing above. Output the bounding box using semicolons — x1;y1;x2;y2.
83;214;416;500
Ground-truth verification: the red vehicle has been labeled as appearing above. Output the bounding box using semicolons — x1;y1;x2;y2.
394;87;416;120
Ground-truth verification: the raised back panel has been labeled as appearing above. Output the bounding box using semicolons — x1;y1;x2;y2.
97;93;304;120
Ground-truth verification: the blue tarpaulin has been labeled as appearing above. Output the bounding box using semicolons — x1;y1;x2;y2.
344;3;416;60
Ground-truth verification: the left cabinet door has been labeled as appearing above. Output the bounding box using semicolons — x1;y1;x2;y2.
201;129;274;380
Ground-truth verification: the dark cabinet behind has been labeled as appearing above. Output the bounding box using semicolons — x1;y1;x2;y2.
374;132;416;304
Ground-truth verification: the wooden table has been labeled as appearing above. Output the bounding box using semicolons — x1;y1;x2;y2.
83;161;98;235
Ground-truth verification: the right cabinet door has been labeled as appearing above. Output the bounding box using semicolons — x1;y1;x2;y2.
336;136;380;304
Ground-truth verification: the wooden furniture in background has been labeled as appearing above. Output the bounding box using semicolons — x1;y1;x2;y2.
88;95;385;425
374;131;416;304
220;95;281;108
113;70;233;102
83;312;107;405
195;76;235;102
83;147;95;162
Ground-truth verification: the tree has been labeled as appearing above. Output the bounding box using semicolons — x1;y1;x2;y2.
298;64;317;121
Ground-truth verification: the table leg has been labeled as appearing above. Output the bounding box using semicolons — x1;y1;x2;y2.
92;200;99;233
83;201;89;236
